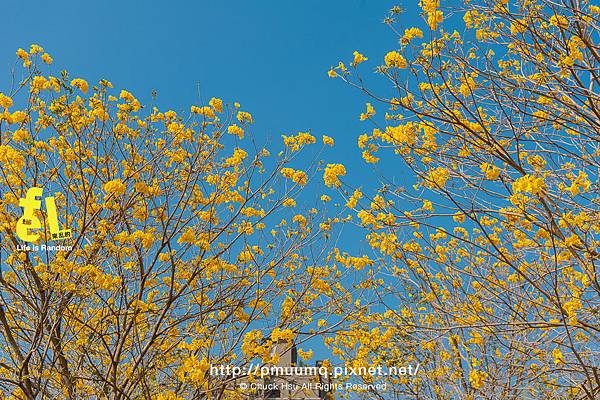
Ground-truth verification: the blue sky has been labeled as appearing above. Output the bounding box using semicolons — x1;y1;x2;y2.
1;0;421;185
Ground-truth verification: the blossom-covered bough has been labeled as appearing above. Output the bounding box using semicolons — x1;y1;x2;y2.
0;46;352;399
329;0;600;398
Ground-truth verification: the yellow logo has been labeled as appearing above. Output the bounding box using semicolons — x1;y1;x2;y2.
16;187;72;243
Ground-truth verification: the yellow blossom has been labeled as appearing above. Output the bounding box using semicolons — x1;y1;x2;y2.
177;355;209;385
323;163;346;188
70;78;89;94
12;129;30;142
567;171;591;196
281;168;308;185
191;105;215;118
427;10;444;30
29;44;44;54
345;189;363;209
422;199;433;211
549;15;569;29
384;51;407;68
453;212;466;223
297;348;313;360
209;97;223;113
237;111;253;124
322;135;334;146
227;124;244;139
282;132;316;151
362;150;379;163
512;174;545;195
403;27;424;41
178;228;196;244
353;51;368;65
30;76;49;93
425;166;449;189
469;369;487;389
0;93;13;109
16;48;30;67
225;148;247;166
41;53;53;64
480;163;500;180
360;103;376;121
283;198;296;207
103;179;126;196
552;347;565;365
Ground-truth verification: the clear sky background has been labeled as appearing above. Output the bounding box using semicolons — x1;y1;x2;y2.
1;0;422;186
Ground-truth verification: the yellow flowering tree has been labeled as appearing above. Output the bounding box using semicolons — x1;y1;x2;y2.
0;46;349;399
330;1;600;399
